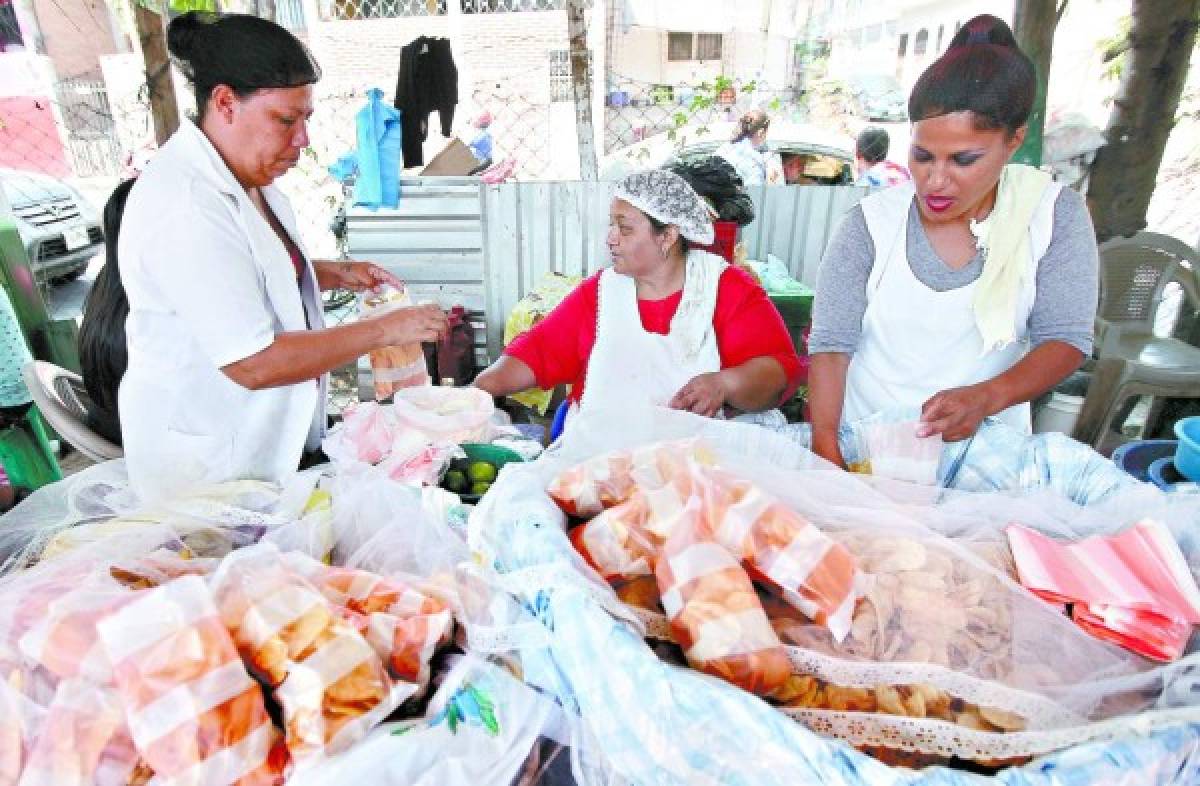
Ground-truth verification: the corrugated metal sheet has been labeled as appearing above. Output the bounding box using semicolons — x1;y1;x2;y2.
345;177;490;369
741;184;871;287
345;177;485;310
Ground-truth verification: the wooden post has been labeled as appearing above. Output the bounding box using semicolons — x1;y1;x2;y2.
566;0;597;180
134;0;180;146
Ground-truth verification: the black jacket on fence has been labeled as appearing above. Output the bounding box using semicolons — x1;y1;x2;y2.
393;36;459;168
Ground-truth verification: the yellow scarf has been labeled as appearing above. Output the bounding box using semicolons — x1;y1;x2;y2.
968;163;1053;353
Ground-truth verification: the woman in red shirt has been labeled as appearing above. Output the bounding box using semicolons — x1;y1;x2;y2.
474;170;802;423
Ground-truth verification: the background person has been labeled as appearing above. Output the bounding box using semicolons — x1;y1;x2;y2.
807;15;1098;469
78;178;136;446
117;12;447;502
854;126;911;188
716;110;783;186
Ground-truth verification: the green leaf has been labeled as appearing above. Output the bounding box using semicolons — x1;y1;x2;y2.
667;129;678;142
672;111;689;127
446;703;461;733
741;81;757;93
768;98;782;112
390;723;418;736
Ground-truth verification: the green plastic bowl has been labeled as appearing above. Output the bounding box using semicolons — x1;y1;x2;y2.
459;442;524;468
447;443;526;502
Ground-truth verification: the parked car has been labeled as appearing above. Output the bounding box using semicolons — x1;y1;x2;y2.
600;121;856;185
842;73;908;122
0;167;103;283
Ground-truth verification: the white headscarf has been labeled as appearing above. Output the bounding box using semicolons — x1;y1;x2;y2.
613;169;715;245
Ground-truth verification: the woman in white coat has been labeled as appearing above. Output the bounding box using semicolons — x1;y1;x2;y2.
118;12;447;502
807;15;1099;468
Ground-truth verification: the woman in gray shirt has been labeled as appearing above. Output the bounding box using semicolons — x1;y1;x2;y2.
807;14;1098;468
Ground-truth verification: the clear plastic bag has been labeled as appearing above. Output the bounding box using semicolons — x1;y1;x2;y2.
281;554;454;689
360;287;430;401
96;574;286;785
555;442;861;697
209;544;411;771
17;679;140;786
322;402;462;486
390;386;499;444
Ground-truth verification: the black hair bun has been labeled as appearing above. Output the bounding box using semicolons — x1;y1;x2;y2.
167;11;212;63
947;14;1019;52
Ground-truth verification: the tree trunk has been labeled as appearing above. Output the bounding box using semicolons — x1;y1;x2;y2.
1087;0;1199;241
1012;0;1068;166
134;1;179;146
566;0;597;180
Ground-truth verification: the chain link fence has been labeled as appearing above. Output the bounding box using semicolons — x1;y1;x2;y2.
601;72;854;156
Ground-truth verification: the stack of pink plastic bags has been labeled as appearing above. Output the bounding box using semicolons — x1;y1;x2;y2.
1007;518;1200;661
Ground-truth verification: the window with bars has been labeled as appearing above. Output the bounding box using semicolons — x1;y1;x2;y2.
696;33;722;60
914;28;928;56
461;0;568;11
549;48;591;102
667;32;693;61
330;0;446;21
667;32;722;62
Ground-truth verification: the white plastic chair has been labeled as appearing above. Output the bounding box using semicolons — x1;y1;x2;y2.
1073;232;1200;456
22;361;122;463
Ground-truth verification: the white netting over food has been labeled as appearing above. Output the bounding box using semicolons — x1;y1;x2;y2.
467;405;1200;767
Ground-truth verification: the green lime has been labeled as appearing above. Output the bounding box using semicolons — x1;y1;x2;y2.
443;469;467;492
467;461;497;483
470;481;492;496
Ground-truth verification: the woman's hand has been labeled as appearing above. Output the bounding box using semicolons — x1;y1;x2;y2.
374;303;449;345
811;430;847;469
314;259;404;293
669;372;730;418
918;383;1000;442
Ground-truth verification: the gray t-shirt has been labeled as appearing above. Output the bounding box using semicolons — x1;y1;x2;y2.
808;187;1098;356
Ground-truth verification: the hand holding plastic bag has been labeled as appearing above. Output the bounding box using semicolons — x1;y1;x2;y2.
360;287;430;401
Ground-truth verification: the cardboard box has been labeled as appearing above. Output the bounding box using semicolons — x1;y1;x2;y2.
420;138;479;177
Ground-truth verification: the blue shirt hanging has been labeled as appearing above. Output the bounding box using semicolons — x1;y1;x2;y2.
353;88;403;210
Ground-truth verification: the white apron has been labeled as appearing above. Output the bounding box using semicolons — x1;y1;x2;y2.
843;182;1060;433
579;251;726;415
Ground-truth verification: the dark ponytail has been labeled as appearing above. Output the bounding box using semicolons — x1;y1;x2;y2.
78;178;136;445
907;14;1035;135
167;11;321;120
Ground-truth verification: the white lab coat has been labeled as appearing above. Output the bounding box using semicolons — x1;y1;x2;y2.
117;120;326;503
